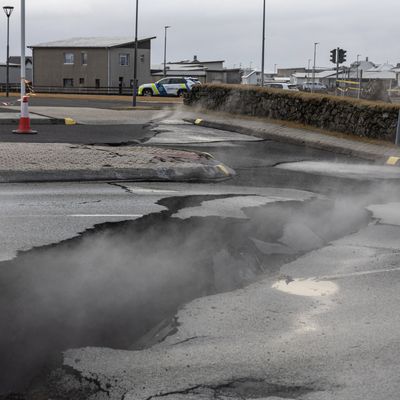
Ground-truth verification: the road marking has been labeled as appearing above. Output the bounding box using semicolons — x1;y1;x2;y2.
70;214;143;217
194;118;203;125
216;164;230;176
0;214;143;218
201;152;215;160
273;279;338;297
320;266;400;280
386;156;400;166
65;117;77;125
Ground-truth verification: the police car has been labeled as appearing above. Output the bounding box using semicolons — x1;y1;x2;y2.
138;77;199;97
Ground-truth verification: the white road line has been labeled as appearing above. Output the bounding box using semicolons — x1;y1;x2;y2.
319;266;400;281
0;214;143;218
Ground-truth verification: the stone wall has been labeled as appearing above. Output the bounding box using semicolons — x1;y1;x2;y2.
184;84;400;141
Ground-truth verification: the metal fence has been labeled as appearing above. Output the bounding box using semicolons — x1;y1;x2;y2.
1;84;135;96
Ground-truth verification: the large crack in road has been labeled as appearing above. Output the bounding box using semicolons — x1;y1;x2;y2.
0;193;371;399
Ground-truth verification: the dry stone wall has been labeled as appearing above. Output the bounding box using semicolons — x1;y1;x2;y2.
184;84;400;141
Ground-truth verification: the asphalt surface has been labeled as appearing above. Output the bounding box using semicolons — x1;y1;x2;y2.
0;95;180;109
0;123;154;144
2;109;400;399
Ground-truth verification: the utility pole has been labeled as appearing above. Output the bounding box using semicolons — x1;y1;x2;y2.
312;42;319;93
163;26;171;78
132;0;139;107
261;0;266;87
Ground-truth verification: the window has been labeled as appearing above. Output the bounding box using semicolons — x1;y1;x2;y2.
63;78;74;88
64;53;74;64
158;78;171;85
119;53;130;66
95;79;100;88
79;78;85;85
140;55;145;63
81;52;88;65
170;78;186;84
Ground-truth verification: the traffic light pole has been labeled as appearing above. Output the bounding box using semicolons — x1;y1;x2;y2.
336;47;340;95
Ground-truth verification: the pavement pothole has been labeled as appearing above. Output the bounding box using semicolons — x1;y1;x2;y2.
0;195;371;398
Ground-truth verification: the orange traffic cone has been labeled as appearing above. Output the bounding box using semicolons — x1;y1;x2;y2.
13;96;37;134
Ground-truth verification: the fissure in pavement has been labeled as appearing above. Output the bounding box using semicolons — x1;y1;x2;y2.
0;194;371;399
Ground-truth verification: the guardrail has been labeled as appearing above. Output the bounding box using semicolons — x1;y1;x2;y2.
0;85;135;96
32;86;135;95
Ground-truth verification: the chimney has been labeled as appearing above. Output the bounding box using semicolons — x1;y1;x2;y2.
193;55;198;62
366;57;369;62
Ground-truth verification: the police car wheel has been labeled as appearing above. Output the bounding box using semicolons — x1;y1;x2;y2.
143;88;153;96
177;89;187;97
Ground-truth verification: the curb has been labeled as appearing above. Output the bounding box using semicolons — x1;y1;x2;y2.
0;116;75;126
185;118;400;166
0;162;235;184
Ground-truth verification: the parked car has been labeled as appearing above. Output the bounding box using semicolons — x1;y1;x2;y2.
300;82;328;93
264;83;299;91
138;77;199;97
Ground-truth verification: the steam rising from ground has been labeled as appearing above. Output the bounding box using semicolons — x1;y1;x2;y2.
1;178;400;395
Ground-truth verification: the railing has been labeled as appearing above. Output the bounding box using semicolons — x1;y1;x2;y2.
0;84;135;96
32;86;135;95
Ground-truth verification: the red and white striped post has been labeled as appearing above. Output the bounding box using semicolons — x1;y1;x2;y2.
13;0;37;134
13;95;37;134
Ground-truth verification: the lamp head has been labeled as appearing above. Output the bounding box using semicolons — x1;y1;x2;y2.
3;6;14;17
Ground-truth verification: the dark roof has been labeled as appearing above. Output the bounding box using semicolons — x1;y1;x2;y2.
8;56;32;64
29;37;156;49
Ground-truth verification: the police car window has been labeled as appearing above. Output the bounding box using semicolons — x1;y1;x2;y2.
158;79;170;84
170;78;183;84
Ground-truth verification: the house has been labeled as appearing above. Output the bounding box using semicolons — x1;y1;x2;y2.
151;56;242;84
8;56;33;82
290;70;336;87
241;70;277;85
0;62;22;87
29;37;155;91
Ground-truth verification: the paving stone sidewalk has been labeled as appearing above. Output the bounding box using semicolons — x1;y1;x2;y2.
0;143;234;183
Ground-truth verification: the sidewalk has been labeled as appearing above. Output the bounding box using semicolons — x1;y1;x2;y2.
183;110;400;166
0;142;234;183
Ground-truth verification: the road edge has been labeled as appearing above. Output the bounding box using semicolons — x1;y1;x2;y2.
184;118;400;166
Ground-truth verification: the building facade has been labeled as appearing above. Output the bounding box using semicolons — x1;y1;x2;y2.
151;56;241;84
29;37;155;90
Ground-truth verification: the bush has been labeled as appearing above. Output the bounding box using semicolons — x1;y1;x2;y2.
185;84;400;141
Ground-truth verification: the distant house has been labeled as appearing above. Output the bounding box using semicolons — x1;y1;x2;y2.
241;70;277;85
29;37;155;91
291;70;337;87
8;56;33;82
151;55;242;84
0;56;34;89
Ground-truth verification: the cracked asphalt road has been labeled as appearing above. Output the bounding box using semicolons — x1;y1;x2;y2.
2;115;400;399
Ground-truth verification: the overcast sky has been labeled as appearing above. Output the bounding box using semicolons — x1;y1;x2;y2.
1;0;399;70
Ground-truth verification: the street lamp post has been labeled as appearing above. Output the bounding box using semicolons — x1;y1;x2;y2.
163;25;171;78
261;0;266;87
311;42;319;93
357;54;362;99
20;0;25;101
132;0;139;107
3;5;13;97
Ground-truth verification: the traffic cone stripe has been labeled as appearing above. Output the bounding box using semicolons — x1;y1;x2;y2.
13;96;37;134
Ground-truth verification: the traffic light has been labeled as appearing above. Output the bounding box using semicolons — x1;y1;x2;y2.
338;49;347;64
330;49;337;64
